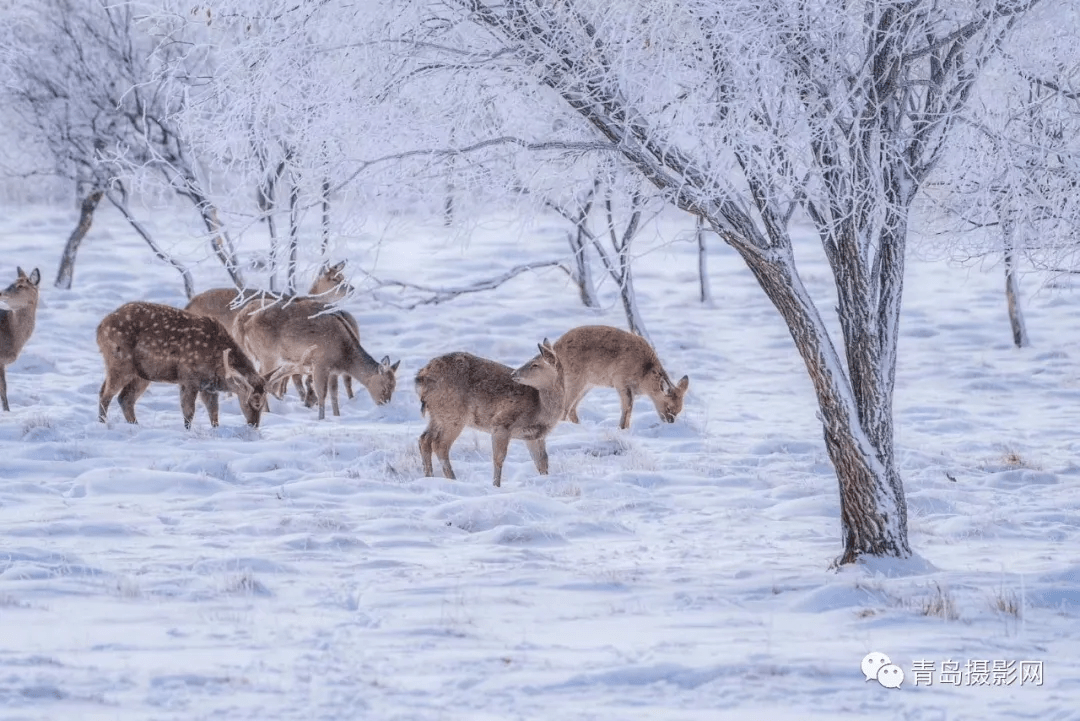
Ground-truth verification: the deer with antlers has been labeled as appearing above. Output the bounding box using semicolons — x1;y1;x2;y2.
234;297;399;420
185;261;358;403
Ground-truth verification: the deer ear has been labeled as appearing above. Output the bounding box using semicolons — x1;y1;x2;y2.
16;267;26;279
659;377;672;393
28;268;40;286
331;260;345;272
390;359;401;372
677;375;689;391
222;349;239;379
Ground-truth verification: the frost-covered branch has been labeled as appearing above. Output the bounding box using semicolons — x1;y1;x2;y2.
358;260;566;310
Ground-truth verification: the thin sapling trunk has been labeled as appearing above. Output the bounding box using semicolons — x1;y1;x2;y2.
55;188;104;290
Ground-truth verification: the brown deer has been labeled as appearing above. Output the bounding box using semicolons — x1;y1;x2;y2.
233;297;399;419
96;302;295;428
0;267;41;412
184;260;353;335
554;325;688;429
185;260;357;403
416;340;565;487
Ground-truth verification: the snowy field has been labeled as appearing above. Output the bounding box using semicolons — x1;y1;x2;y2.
1;203;1078;720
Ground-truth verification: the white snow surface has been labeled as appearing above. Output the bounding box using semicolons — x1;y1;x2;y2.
1;205;1078;720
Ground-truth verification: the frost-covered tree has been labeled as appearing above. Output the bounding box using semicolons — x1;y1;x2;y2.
539;165;665;339
176;5;350;293
925;0;1080;348
395;0;1035;563
169;0;1040;563
0;0;236;294
182;2;663;318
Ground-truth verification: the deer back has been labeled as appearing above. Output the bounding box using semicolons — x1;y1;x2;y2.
417;351;557;435
98;302;260;388
184;288;264;335
554;325;688;419
235;298;335;368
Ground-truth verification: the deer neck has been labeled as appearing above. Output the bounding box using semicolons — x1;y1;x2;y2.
534;367;566;422
346;340;381;380
331;314;379;380
1;301;37;348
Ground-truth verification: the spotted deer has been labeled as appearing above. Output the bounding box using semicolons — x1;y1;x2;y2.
554;325;688;429
233;297;399;419
0;267;41;411
184;261;358;403
415;340;565;487
96;302;296;428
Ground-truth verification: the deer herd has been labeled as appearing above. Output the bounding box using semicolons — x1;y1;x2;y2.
2;263;689;487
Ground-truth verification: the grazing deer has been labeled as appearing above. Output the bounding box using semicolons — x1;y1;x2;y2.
96;302;295;428
185;260;357;403
0;267;41;412
184;260;353;335
416;341;565;487
554;325;688;429
234;298;399;419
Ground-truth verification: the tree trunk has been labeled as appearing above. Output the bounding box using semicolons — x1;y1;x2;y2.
443;166;455;227
1001;212;1029;348
737;241;910;564
569;183;600;308
321;176;332;254
569;228;599;308
696;214;713;306
608;191;649;342
267;211;281;294
199;204;245;289
618;261;649;343
258;159;286;293
287;170;301;294
54;189;103;290
105;189;196;299
444;129;456;227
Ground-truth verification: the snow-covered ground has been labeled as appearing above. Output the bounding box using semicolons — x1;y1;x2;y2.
1;203;1077;720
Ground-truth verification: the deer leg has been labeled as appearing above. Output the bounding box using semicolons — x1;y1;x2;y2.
618;386;635;430
179;385;199;429
525;438;549;475
291;374;307;403
434;421;464;480
98;380;110;422
491;428;512;488
99;370;130;423
117;377;150;424
312;367;330;420
0;365;8;412
329;374;341;417
419;426;435;476
563;379;588;423
200;390;220;427
303;375;317;408
344;375;355;400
